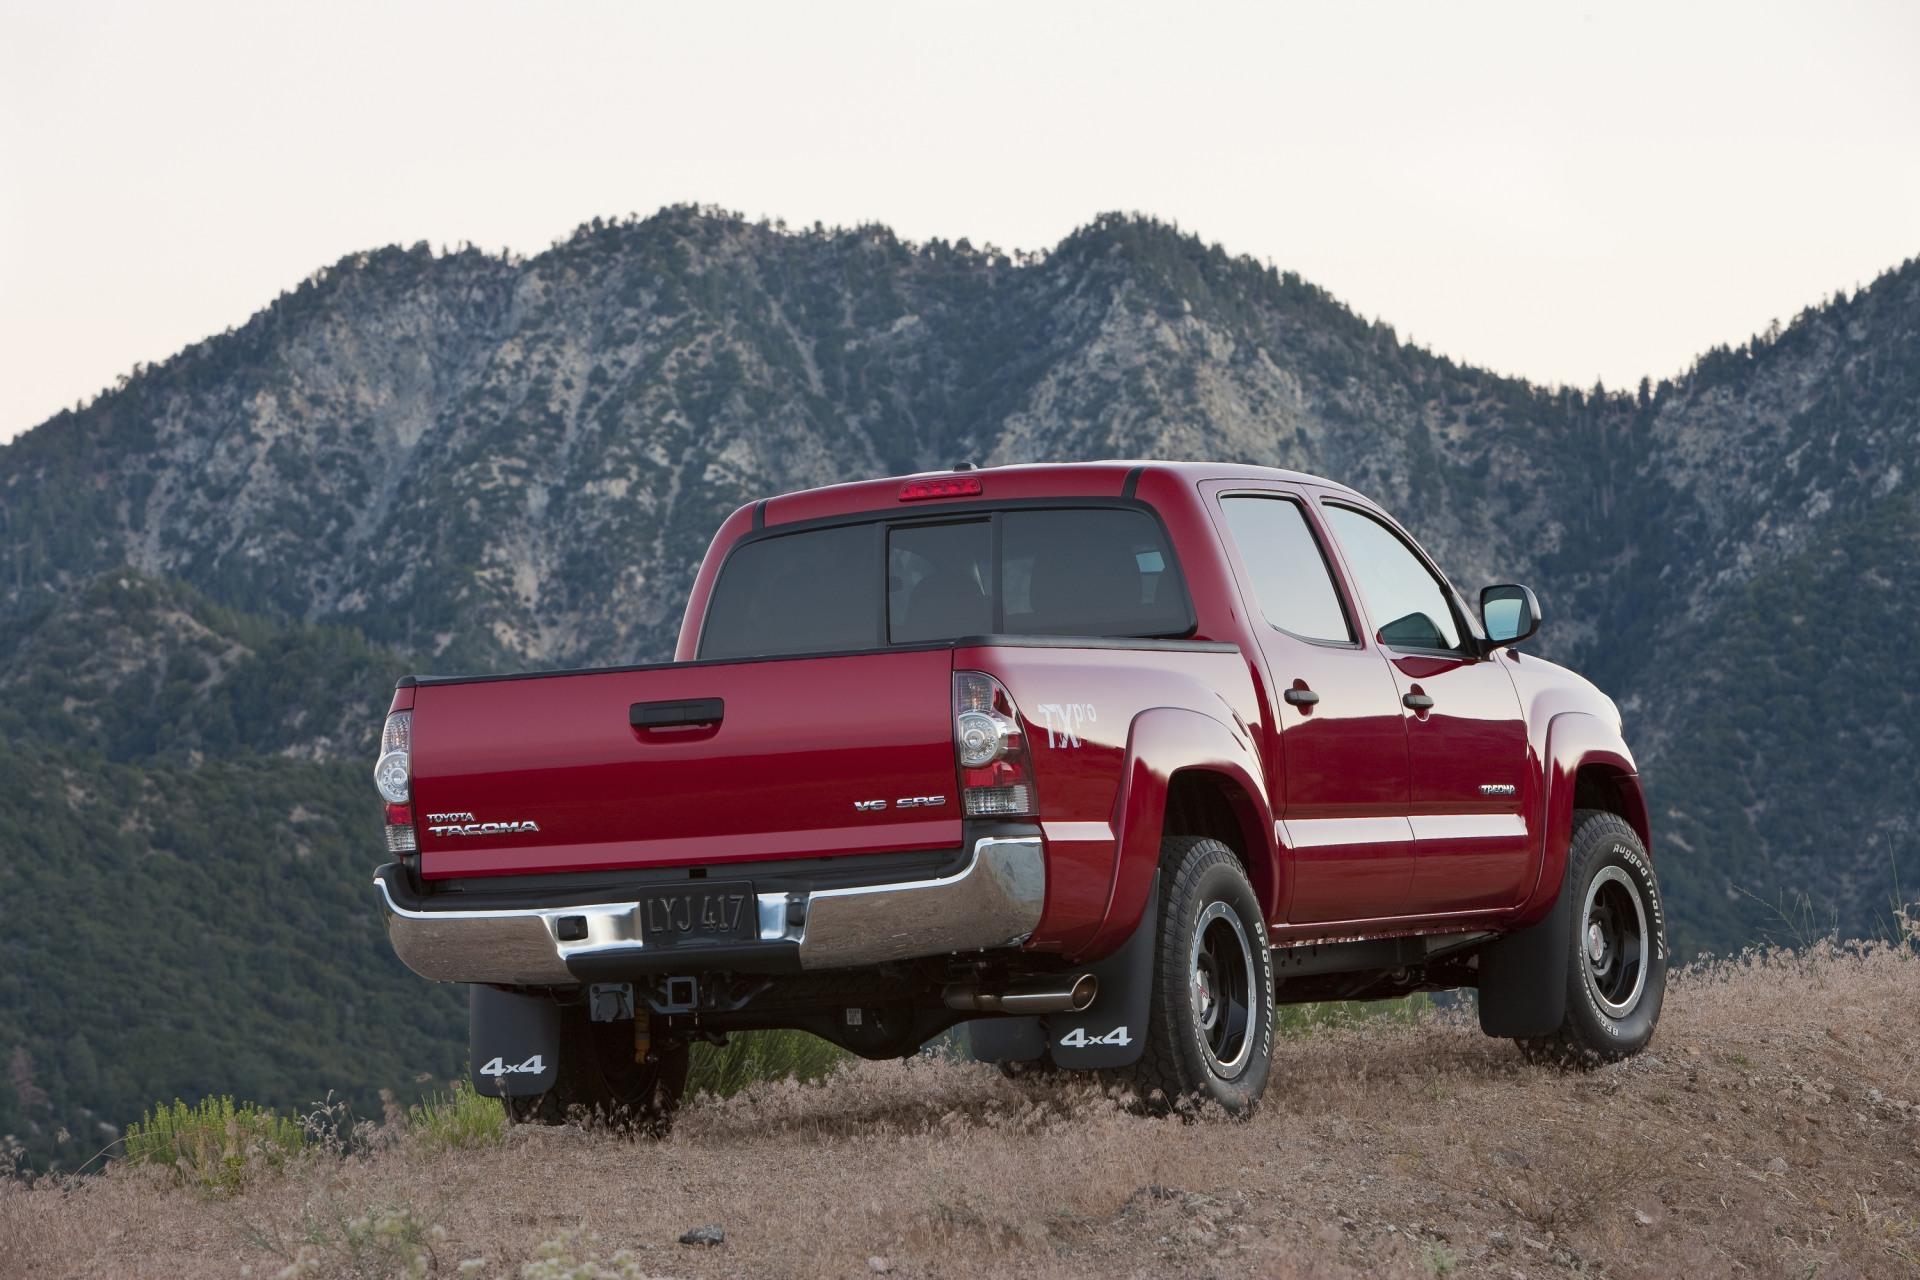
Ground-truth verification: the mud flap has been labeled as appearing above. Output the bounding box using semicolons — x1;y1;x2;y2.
468;985;560;1097
1046;874;1159;1069
963;1015;1048;1064
1476;882;1570;1037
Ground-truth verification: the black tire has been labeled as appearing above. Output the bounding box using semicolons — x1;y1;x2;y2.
503;1004;689;1131
1518;809;1669;1067
1114;836;1275;1115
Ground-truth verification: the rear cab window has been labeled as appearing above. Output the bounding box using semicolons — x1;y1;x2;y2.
698;521;881;659
700;506;1193;660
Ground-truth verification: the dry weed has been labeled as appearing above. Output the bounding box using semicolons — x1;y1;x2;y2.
1;938;1914;1279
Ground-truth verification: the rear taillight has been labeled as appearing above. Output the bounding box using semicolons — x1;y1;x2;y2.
384;803;417;853
375;711;416;852
954;672;1037;818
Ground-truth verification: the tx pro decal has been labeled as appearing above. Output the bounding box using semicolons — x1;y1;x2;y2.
1034;702;1098;748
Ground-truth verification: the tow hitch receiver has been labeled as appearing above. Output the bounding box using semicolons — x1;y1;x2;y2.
650;976;700;1014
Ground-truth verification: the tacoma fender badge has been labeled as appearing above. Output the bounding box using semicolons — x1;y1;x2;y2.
1478;783;1517;796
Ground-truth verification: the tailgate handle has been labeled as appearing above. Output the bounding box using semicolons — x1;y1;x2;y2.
630;697;725;729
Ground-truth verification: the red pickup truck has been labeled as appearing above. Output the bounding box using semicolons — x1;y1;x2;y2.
372;461;1665;1120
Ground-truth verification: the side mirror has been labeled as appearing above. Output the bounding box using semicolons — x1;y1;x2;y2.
1480;584;1541;648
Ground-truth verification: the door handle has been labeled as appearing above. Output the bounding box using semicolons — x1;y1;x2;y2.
631;697;725;729
1402;692;1434;712
1283;686;1320;707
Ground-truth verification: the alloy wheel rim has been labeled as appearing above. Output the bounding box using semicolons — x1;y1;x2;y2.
1581;865;1648;1019
1189;901;1257;1079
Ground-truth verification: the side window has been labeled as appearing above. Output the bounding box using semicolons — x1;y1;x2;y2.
1218;496;1352;643
1322;505;1464;652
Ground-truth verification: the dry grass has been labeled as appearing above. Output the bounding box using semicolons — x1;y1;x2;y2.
3;939;1916;1280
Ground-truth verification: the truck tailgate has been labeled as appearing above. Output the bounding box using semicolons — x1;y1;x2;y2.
409;648;961;878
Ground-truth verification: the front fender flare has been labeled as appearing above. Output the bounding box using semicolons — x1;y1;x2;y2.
1514;711;1648;926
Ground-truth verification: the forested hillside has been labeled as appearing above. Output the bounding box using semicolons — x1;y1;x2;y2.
2;207;1914;1169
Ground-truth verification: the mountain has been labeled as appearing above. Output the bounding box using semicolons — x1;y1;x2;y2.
1;207;1915;1167
0;211;1591;668
0;575;453;1167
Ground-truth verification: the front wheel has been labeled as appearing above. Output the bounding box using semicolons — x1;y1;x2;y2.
1113;836;1275;1114
1518;809;1669;1067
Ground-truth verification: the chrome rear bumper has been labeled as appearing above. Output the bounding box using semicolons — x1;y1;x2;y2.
373;836;1045;986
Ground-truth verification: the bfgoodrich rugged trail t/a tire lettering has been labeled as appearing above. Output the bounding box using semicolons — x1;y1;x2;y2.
1113;836;1275;1114
1518;809;1669;1067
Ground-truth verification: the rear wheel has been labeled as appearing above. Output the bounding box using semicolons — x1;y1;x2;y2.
1113;836;1275;1114
1518;809;1668;1067
504;1004;689;1131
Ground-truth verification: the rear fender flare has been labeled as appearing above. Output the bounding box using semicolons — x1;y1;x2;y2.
1079;706;1274;961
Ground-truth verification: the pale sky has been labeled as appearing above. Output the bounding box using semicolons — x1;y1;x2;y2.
3;1;1917;442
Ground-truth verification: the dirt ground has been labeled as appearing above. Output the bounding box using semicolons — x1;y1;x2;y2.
4;941;1916;1280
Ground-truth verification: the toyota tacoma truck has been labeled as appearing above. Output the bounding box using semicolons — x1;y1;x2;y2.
371;461;1666;1121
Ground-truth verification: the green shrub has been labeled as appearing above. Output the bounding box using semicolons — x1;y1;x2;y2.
122;1095;305;1192
404;1080;505;1152
1275;993;1432;1036
686;1029;845;1098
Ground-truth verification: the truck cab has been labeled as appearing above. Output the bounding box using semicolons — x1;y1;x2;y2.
372;462;1666;1120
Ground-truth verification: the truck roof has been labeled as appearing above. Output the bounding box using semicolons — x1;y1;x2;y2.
759;460;1364;527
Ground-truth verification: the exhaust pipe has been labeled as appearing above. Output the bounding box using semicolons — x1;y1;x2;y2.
943;973;1098;1015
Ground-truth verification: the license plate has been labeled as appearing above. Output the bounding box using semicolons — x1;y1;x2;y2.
638;881;756;945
